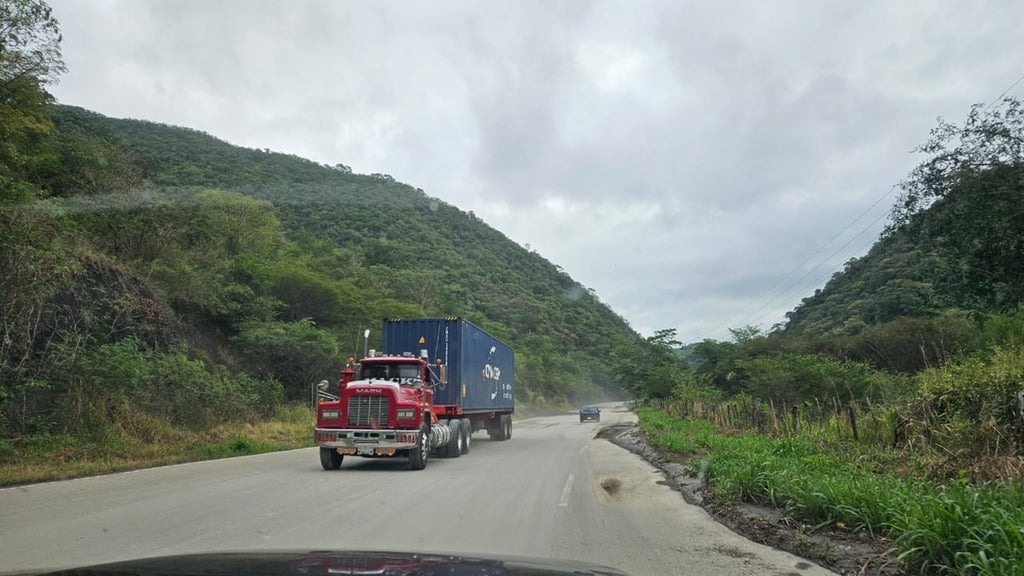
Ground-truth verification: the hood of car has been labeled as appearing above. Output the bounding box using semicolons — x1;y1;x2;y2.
25;550;630;576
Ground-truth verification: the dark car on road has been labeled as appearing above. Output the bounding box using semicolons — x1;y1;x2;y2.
579;405;600;422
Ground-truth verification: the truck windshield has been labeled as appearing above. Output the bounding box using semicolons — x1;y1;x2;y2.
361;363;421;382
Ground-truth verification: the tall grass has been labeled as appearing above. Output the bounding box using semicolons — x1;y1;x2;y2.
636;407;1024;575
0;404;314;487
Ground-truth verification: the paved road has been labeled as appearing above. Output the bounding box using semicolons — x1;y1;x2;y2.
0;405;833;575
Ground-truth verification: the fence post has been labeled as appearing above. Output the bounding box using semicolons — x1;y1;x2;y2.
753;398;762;431
1017;390;1024;427
922;397;934;442
1017;391;1024;452
848;400;859;442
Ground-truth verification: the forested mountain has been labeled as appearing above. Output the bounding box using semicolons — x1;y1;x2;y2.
784;99;1024;340
608;97;1024;418
1;101;636;440
781;227;953;337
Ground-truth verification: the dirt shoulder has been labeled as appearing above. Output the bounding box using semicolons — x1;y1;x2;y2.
597;423;901;576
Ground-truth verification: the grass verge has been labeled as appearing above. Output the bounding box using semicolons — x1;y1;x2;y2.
636;406;1024;576
0;404;314;487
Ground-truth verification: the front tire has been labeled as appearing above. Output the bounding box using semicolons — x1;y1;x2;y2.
320;447;343;470
408;425;430;470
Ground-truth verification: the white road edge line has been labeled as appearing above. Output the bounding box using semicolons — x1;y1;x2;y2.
558;474;574;507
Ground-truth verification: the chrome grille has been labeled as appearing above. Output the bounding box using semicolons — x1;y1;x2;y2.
347;395;391;426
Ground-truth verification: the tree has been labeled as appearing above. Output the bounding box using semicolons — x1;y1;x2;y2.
613;329;683;399
0;0;66;87
0;0;66;202
231;319;342;400
891;98;1024;310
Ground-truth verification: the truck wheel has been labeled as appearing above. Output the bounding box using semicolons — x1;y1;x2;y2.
409;425;430;470
436;419;451;457
444;419;462;458
460;418;471;454
493;414;510;441
320;447;343;470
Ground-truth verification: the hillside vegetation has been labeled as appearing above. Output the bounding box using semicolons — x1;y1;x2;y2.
1;5;635;478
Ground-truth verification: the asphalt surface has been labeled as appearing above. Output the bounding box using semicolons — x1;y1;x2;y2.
0;404;834;575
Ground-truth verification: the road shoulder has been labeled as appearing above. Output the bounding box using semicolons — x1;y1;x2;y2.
597;423;897;576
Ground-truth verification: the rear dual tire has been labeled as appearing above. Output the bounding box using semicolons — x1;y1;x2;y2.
489;414;512;441
439;419;462;458
460;418;471;454
439;418;472;457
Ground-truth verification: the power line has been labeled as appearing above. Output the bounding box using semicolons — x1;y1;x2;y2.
744;207;891;330
986;69;1024;108
707;185;898;338
748;231;884;331
706;70;1024;341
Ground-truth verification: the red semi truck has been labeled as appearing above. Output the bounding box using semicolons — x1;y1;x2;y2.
314;317;515;470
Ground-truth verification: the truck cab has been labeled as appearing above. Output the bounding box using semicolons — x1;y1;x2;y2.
314;353;450;470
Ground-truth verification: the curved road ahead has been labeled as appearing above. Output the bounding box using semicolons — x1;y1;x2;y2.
1;404;833;575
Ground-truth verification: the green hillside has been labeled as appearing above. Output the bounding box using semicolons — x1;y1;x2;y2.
781;226;953;337
785;99;1024;340
622;98;1024;403
1;101;636;446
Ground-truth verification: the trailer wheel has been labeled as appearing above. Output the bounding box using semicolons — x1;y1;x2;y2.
460;418;471;454
409;425;430;470
501;414;512;441
319;447;343;470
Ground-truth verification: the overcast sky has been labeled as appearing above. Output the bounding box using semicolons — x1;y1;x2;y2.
48;0;1024;342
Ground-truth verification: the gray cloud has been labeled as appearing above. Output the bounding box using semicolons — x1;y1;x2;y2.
49;0;1024;342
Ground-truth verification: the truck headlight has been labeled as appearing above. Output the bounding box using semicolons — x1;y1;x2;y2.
321;409;340;419
396;409;415;420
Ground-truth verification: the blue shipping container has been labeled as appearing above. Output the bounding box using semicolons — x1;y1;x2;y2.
382;318;514;413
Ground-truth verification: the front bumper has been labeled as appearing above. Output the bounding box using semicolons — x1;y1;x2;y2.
314;428;420;455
